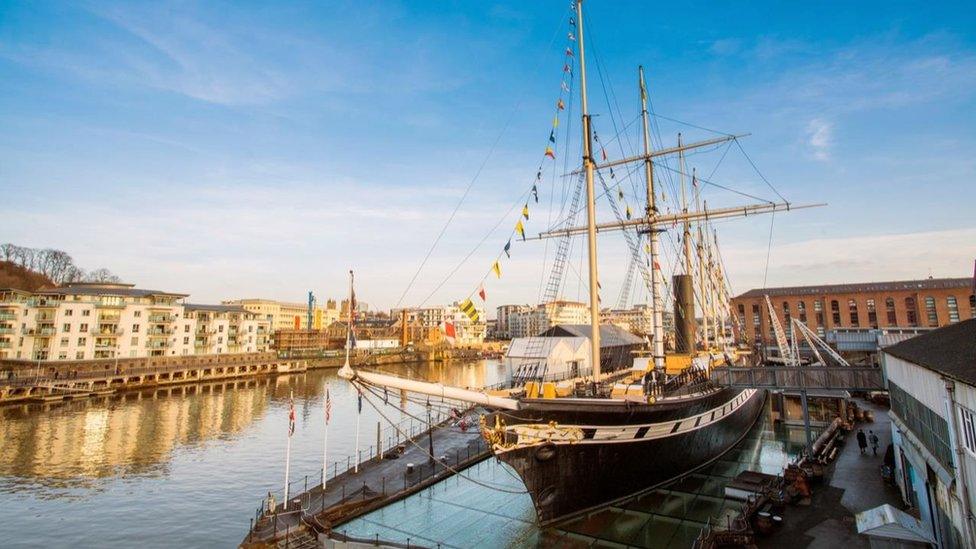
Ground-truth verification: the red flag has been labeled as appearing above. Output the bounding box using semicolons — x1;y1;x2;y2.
288;400;296;437
324;387;331;425
545;147;555;159
601;148;607;161
478;284;486;302
444;321;456;339
566;47;574;56
557;98;565;110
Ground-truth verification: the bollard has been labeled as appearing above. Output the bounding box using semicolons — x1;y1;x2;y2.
249;518;253;542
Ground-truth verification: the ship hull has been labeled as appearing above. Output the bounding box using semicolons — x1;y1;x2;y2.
488;388;765;525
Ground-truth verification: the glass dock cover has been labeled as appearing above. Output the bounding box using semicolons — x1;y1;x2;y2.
340;402;812;548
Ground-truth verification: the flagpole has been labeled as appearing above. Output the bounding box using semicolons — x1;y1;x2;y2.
355;389;362;473
322;385;330;490
283;389;293;511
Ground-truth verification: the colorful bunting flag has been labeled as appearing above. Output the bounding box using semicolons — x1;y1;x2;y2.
492;261;502;279
617;189;624;200
504;240;511;258
536;169;542;180
549;130;555;143
626;205;632;220
609;167;615;178
561;81;570;92
569;17;575;26
478;284;487;301
557;98;565;110
460;299;480;323
563;63;571;73
568;32;575;41
515;219;526;240
601;147;607;161
545;146;555;159
565;47;574;56
522;204;529;220
552;115;559;128
531;184;538;203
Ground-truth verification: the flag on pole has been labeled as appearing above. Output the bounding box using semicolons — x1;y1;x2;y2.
324;387;332;425
492;260;502;278
357;388;363;414
459;299;480;323
478;284;487;301
504;240;511;258
522;204;529;220
443;321;457;342
545;146;555;159
288;399;296;437
515;219;526;240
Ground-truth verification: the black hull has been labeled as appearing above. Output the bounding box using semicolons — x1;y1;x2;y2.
490;388;766;525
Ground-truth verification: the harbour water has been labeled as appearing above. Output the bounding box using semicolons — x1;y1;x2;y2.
0;361;505;548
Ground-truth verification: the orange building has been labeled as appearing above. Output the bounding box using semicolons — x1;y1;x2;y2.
731;277;975;348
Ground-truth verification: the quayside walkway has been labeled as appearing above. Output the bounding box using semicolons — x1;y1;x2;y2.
241;411;491;548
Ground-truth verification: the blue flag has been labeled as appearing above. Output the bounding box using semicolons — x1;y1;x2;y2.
504;240;511;258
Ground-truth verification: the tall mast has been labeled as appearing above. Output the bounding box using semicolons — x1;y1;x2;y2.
695;180;709;350
575;0;601;378
638;66;665;375
679;136;693;275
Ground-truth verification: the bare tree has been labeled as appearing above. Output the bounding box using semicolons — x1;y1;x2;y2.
0;243;17;262
85;268;120;283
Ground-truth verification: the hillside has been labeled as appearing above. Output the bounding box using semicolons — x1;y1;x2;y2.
0;260;55;292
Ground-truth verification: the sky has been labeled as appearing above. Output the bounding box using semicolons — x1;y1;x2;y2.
1;0;974;312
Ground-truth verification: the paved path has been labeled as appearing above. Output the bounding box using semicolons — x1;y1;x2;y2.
762;398;906;548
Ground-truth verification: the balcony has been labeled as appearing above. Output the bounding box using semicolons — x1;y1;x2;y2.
195;328;216;336
0;312;17;321
94;341;116;349
0;341;11;349
28;300;58;309
0;327;14;335
147;327;174;336
98;314;121;323
145;341;171;349
95;299;124;309
93;328;124;336
36;327;56;336
148;314;175;323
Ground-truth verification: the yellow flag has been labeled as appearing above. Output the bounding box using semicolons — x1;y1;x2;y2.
553;115;559;128
522;204;529;220
515;219;525;240
492;261;501;278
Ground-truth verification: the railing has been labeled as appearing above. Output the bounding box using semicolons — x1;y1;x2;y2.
92;328;123;336
0;328;15;335
1;357;293;386
0;313;17;321
148;315;175;323
0;341;11;349
147;328;174;336
710;364;885;391
145;341;172;349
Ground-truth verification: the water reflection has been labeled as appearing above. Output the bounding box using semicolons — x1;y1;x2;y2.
0;360;503;548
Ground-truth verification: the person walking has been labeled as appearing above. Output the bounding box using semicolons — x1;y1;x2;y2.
857;429;868;455
869;430;880;456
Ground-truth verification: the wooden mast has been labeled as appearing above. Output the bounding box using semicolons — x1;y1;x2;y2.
576;0;602;378
638;66;665;374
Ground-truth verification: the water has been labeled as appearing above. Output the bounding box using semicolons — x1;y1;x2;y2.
0;360;507;548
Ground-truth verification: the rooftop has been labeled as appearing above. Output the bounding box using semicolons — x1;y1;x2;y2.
884;318;976;386
36;282;188;299
183;303;251;314
540;324;644;346
735;277;972;299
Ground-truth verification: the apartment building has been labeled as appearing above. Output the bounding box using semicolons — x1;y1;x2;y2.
731;277;975;349
183;304;271;356
224;298;340;332
495;304;532;339
393;303;487;347
0;282;270;361
504;300;591;339
600;304;675;336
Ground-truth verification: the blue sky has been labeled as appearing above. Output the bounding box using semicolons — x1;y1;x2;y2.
1;1;974;311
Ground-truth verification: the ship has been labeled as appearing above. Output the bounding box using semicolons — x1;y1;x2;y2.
341;0;822;526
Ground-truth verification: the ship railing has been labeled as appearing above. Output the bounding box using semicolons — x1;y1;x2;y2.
251;405;473;524
484;366;596;391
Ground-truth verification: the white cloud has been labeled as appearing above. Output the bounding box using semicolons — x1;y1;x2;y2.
806;118;833;161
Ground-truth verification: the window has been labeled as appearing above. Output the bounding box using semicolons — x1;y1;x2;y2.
218;336;224;343
58;352;67;360
132;324;140;333
752;304;760;326
866;299;877;327
62;323;71;332
134;311;142;318
82;309;90;317
77;337;86;345
79;323;88;333
905;297;918;326
924;296;938;326
130;336;138;346
961;407;976;455
797;301;807;323
971;294;976;319
65;309;73;317
184;325;190;333
782;302;791;324
60;337;68;347
816;326;825;338
183;337;189;344
830;300;841;325
75;351;84;360
219;325;224;333
885;297;896;325
947;296;960;323
848;299;859;327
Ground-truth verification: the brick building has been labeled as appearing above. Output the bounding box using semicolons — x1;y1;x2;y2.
731;277;975;349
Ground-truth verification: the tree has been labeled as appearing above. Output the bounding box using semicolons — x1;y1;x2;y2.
85;268;120;283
